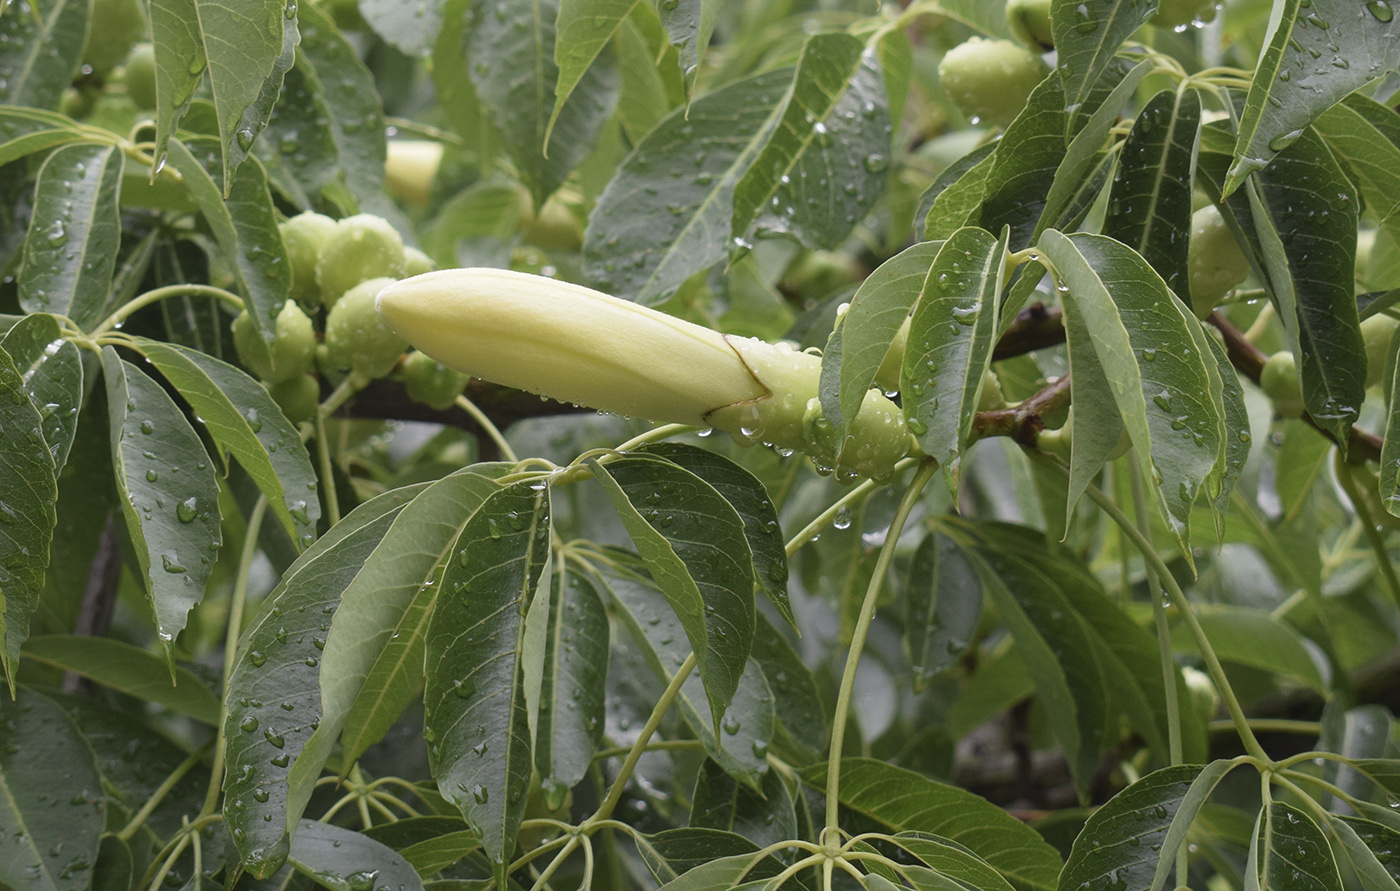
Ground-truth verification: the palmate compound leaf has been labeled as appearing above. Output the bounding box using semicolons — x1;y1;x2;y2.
902;226;1007;494
1037;230;1224;555
1225;0;1400;197
127;338;319;549
17;143;123;331
0;688;103;891
224;483;427;876
589;453;756;733
424;480;550;883
596;553;775;789
819;239;942;437
583;67;792;305
802;758;1062;891
101;348;222;665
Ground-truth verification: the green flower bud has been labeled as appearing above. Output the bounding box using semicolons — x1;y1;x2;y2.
324;277;407;380
1181;666;1220;724
404;246;435;278
232;300;317;383
384;141;443;209
1005;0;1054;50
1188;205;1249;320
937;38;1049;129
375;269;918;480
267;374;321;424
402;350;469;411
84;0;146;75
1260;350;1305;419
1362;313;1399;389
280;211;338;310
125;42;157;110
317;214;406;308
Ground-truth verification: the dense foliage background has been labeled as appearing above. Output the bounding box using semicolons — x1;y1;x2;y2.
4;0;1400;889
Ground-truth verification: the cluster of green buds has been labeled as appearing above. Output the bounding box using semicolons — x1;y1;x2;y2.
231;212;470;421
374;268;917;480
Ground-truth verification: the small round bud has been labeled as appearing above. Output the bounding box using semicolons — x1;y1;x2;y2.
125;42;157;110
1188;205;1250;320
232;300;317;384
937;38;1049;129
324;277;407;380
1260;351;1305;418
267;374;320;424
316;214;406;308
402;350;470;411
280;212;338;309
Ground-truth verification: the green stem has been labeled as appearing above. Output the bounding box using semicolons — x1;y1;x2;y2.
117;744;210;842
1208;719;1320;737
1031;452;1271;764
314;385;351;527
1335;454;1400;608
454;393;519;462
92;285;243;337
1128;459;1184;768
785;457;919;557
613;422;695;453
823;459;938;839
202;497;268;817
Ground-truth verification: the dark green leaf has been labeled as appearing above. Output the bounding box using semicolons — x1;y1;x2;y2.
583;68;789;304
127;338;320;549
1059;765;1203;891
1103;88;1202;300
398;829;481;876
0;0;87;109
467;0;618;208
1257;802;1341;891
1314;95;1400;255
1225;0;1400;196
820;239;940;439
1206;334;1250;532
1333;816;1400;884
689;759;796;851
905;531;982;689
639;827;786;884
18;143;123;330
750;612;826;764
731;32;891;250
225;13;299;192
551;0;636;143
21;635;219;724
918;142;996;242
148;0;290;189
657;0;721;94
637;442;792;627
425;481;550;879
1051;0;1154;135
977;75;1065;252
903;226;1006;491
361;0;445;55
224;484;425;877
0;107;83;167
1061;287;1125;523
802;758;1062;891
888;832;1015;891
164;138;291;352
589;454;756;727
255;59;341;210
533;561;608;801
1;312;82;473
0;687;103;891
102;348;222;659
1171;605;1327;693
286;820;424;891
91;836;133;891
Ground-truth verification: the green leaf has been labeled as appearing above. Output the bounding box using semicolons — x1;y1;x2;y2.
1058;765;1203;891
286;820;424;891
1103;88;1202;301
225;12;299;193
657;0;722;94
750;611;826;764
977;74;1065;252
224;484;425;877
361;0;445;55
905;531;982;690
163;138;291;352
425;481;550;880
888;832;1015;891
1314;95;1400;258
1171;605;1327;694
1257;802;1342;891
533;561;608;801
1;313;82;473
583;68;790;304
398;829;482;876
731;32;891;250
0;107;83;167
1205;334;1250;533
1385;360;1400;515
91;836;133;891
21;635;219;724
148;0;291;189
1051;0;1154;135
1239;127;1364;447
653;852;765;890
820;239;941;439
903;227;1006;491
127;338;320;549
802;758;1063;891
637;442;793;627
1225;0;1400;196
639;827;787;884
598;557;775;788
689;759;796;851
467;0;618;208
1062;290;1125;522
614;7;676;142
0;688;103;891
918;142;996;242
1333;816;1400;885
930;0;1012;37
589;454;756;727
1038;229;1223;550
551;0;637;144
0;0;87;110
294;2;388;211
255;59;341;210
101;348;222;660
18;143;123;330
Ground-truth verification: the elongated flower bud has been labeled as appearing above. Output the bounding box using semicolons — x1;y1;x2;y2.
375;268;915;478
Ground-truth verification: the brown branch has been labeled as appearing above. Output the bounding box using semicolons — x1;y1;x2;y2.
971;374;1072;447
63;515;122;695
992;303;1064;361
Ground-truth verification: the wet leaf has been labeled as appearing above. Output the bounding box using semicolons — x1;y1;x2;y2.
21;635;219;724
0;0;87;110
533;561;608;801
1052;0;1154;135
1;312;82;474
905;531;982;690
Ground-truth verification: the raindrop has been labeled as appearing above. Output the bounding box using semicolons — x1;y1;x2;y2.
177;497;198;523
1368;0;1394;21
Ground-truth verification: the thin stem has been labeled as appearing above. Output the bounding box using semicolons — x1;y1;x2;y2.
455;393;519;462
315;397;342;527
823;459;938;838
1128;458;1184;769
92;285;243;337
202;497;268;817
785;457;919;557
118;744;210;842
591;652;696;823
613;422;695;453
1334;454;1400;607
1242;302;1275;345
1030;452;1271;763
591;739;705;761
1208;719;1320;736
